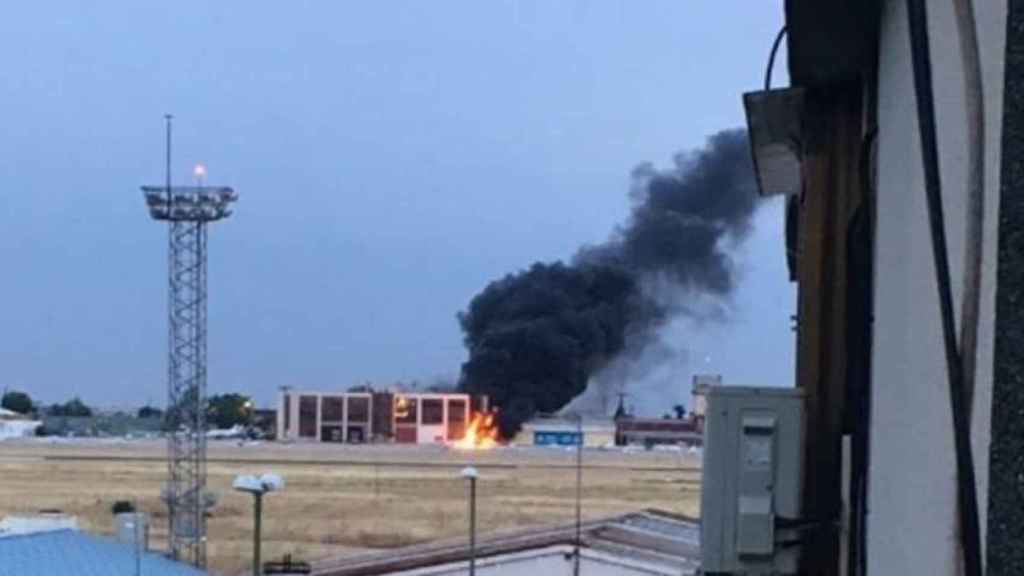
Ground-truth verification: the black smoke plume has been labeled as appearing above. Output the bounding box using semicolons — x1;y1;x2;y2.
458;129;758;436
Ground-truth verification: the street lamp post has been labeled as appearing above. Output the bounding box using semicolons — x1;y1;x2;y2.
461;467;479;576
233;473;285;576
574;414;583;576
252;491;263;574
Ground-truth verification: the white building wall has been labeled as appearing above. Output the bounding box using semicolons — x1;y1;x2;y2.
870;0;1005;573
0;514;78;536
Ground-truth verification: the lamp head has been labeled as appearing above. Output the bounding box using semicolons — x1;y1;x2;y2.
233;473;285;495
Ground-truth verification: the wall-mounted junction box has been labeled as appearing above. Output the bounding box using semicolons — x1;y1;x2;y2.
700;386;804;575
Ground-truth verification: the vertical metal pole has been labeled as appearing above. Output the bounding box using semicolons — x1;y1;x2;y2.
469;477;477;576
164;115;172;206
253;493;263;576
197;219;209;568
134;509;142;576
163;113;177;560
574;415;582;576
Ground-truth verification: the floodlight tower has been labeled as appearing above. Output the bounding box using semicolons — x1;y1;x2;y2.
141;115;237;567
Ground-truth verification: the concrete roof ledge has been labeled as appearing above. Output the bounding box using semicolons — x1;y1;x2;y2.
309;509;699;576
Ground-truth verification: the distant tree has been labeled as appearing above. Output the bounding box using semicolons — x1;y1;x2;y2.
48;397;93;417
1;390;35;415
111;500;135;515
207;393;253;429
672;404;686;420
137;405;163;419
165;386;200;430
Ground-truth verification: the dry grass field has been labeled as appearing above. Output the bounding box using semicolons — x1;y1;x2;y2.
0;439;701;575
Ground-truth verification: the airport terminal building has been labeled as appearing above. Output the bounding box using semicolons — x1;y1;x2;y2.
277;390;474;445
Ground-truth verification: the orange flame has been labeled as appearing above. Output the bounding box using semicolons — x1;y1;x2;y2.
394;396;411;420
453;410;499;450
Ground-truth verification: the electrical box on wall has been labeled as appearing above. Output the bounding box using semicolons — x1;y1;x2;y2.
700;386;804;575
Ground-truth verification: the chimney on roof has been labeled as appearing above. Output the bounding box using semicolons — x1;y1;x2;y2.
114;512;150;552
613;393;629;421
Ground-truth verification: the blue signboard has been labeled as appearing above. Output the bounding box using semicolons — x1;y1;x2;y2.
534;431;582;446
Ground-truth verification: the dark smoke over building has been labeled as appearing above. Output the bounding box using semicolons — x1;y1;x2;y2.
458;129;758;436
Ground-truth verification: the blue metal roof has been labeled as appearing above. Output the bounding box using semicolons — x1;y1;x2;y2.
0;529;206;576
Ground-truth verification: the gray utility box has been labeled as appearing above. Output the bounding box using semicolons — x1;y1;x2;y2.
700;386;804;575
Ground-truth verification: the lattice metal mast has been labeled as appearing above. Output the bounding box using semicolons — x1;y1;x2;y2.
141;115;237;567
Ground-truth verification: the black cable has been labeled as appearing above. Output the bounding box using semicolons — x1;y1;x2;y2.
765;26;788;92
904;1;983;575
849;127;877;576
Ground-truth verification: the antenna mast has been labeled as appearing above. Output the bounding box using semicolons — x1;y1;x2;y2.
141;116;238;567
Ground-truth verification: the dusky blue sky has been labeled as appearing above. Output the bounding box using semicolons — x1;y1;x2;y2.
0;1;792;412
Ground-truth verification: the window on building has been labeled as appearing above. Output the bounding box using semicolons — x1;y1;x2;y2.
322;396;344;422
422;399;444;425
448;399;466;423
349;396;370;423
299;396;318;438
321;425;344;442
283;394;291;432
448;399;467;439
395;396;417;424
346;426;366;443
